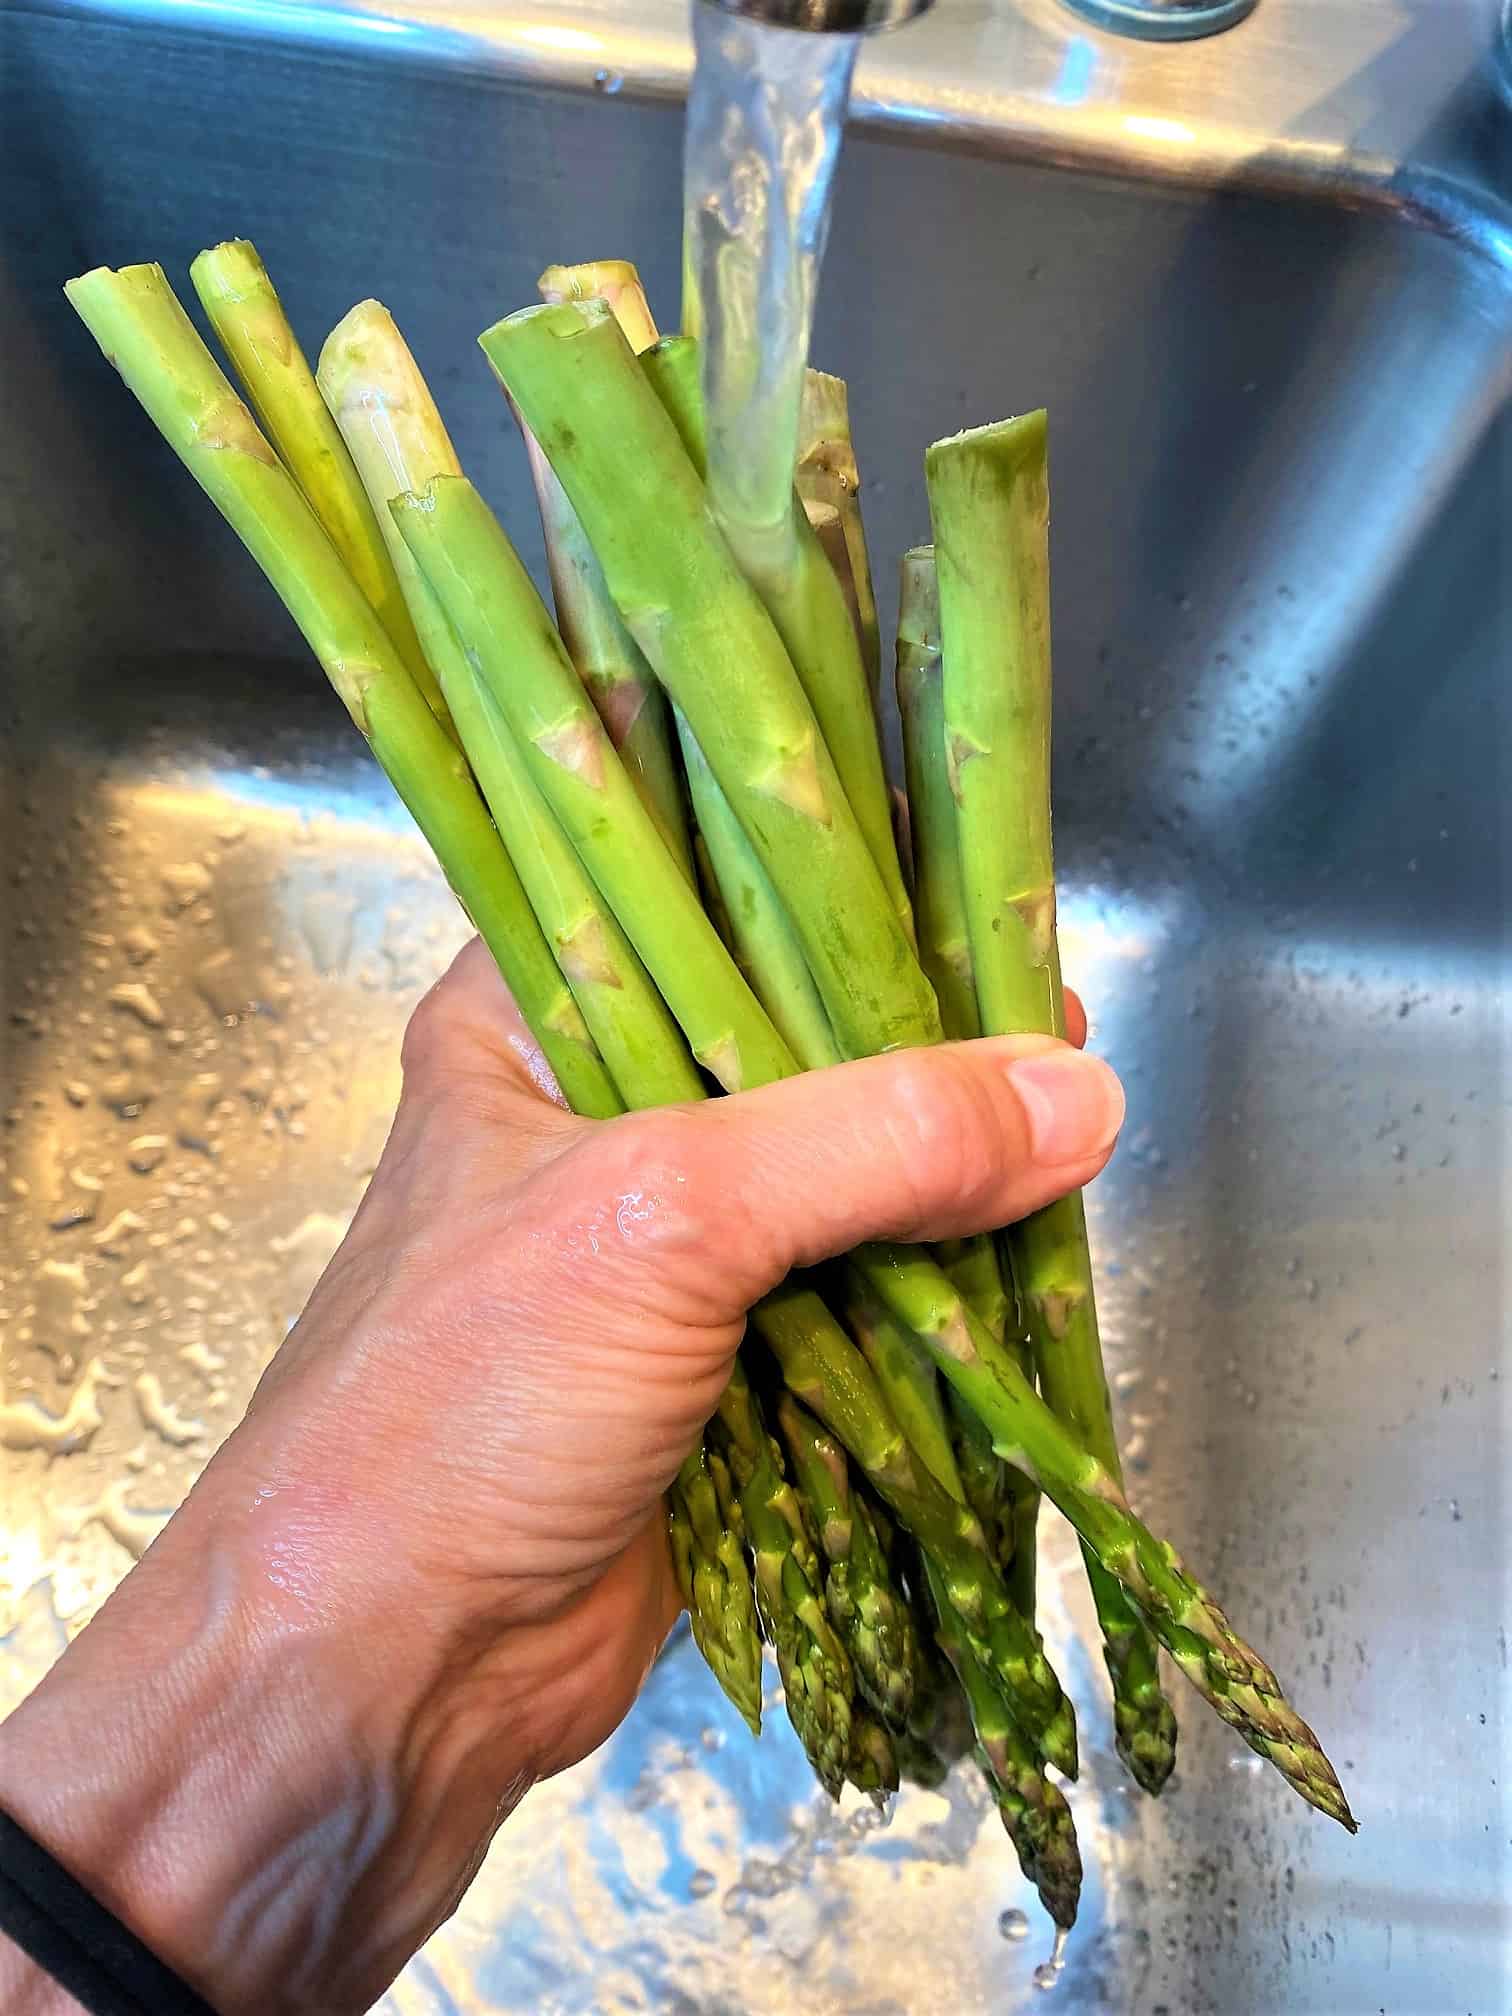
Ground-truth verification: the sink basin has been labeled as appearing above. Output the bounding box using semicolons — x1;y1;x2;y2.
3;2;1508;2010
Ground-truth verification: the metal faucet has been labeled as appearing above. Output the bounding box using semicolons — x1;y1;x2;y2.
707;0;933;31
711;0;1259;37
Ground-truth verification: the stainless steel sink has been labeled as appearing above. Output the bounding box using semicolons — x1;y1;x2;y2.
2;2;1508;2010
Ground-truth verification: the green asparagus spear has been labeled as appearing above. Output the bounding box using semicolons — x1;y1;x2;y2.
669;1440;764;1736
926;415;1177;1797
895;547;980;1043
924;1555;1083;1930
480;301;940;1059
775;1391;923;1733
846;1705;900;1803
634;332;910;942
896;546;1042;1619
527;265;695;885
65;263;617;1123
187;240;450;736
677;714;841;1073
319;303;703;1110
713;1363;853;1796
796;368;881;704
837;1272;963;1504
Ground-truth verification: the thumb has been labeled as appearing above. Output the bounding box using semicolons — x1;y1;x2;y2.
664;1035;1125;1309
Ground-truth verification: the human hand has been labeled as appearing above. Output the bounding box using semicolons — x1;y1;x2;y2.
0;937;1117;2016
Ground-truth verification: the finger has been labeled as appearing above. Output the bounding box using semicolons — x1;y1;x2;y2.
596;1034;1124;1311
1063;987;1088;1049
401;936;568;1113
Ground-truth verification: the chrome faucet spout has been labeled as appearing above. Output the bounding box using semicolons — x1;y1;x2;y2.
705;0;933;31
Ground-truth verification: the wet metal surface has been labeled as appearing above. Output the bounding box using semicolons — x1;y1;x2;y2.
2;2;1509;2010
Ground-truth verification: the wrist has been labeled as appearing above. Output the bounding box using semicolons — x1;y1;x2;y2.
0;1407;540;2016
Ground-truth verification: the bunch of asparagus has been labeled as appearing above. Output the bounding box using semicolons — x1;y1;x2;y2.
66;244;1354;1937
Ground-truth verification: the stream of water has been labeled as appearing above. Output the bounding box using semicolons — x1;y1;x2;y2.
681;3;858;581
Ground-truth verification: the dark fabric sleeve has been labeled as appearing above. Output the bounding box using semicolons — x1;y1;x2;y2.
0;1805;219;2016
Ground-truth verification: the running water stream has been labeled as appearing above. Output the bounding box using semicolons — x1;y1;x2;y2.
681;3;859;583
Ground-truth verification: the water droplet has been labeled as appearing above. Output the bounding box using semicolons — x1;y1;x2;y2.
688;1869;717;1898
122;926;160;966
999;1908;1030;1941
161;861;213;909
134;1371;203;1447
126;1134;170;1175
0;1357;120;1454
593;68;624;93
107;982;166;1029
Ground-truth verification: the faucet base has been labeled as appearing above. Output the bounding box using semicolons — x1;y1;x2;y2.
1056;0;1257;40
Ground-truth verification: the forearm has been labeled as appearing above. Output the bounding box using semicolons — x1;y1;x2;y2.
0;1408;541;2016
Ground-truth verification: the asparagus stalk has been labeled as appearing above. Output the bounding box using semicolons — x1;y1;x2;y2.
753;1282;1078;1778
633;332;911;942
846;1706;900;1803
837;1273;963;1504
538;258;659;351
775;1391;923;1733
482;301;940;1059
393;476;794;1095
714;1362;853;1797
526;266;695;886
896;545;1041;1617
187;240;450;736
637;339;844;1073
319;303;703;1110
926;415;1178;1798
64;264;618;1123
895;548;980;1044
796;368;881;703
678;715;842;1073
924;1555;1083;1931
669;1439;764;1736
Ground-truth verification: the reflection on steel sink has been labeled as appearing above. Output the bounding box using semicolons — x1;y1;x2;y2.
2;2;1508;2010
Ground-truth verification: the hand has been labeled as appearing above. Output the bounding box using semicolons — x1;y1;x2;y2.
0;938;1117;2016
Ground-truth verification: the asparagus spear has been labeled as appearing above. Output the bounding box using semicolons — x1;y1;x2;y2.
837;1272;963;1504
669;1440;764;1736
846;1706;900;1803
392;476;794;1096
926;415;1178;1798
637;338;844;1074
753;1282;1078;1779
526;266;695;885
775;1391;923;1733
713;1362;853;1797
64;263;618;1124
796;368;881;703
319;302;703;1110
923;1555;1083;1931
895;547;980;1044
481;300;940;1059
187;239;450;737
678;715;842;1073
538;258;659;351
632;332;910;941
897;546;1042;1618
